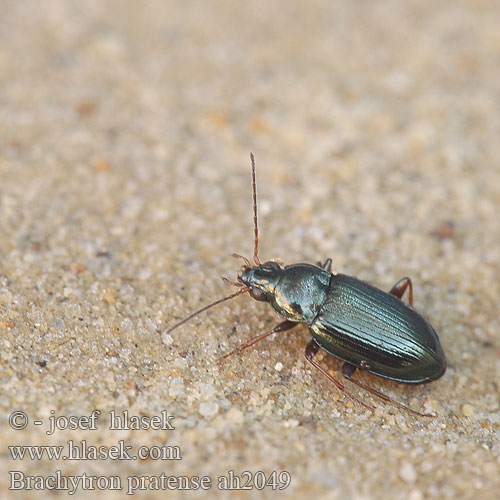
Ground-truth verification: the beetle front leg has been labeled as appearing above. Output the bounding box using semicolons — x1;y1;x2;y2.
304;340;375;412
220;320;298;362
341;362;432;417
389;276;413;306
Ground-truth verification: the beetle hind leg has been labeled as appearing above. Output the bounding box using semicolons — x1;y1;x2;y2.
389;277;413;306
341;362;433;417
304;340;375;412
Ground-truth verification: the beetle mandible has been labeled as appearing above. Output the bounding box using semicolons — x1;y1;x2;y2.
167;154;446;417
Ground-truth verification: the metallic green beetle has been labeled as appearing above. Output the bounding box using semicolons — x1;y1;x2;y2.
167;154;446;416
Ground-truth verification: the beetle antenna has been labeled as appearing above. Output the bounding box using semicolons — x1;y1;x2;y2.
165;286;250;335
250;152;261;266
231;253;251;269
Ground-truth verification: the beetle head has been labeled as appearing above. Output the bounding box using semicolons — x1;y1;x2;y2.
240;261;282;302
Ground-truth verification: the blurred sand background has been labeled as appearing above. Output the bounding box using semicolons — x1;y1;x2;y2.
1;1;499;499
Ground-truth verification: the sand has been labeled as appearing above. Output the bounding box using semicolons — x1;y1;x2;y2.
1;1;499;499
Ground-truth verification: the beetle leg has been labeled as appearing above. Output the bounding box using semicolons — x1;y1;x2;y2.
219;320;298;363
304;340;375;412
341;362;433;417
316;258;332;272
389;276;413;306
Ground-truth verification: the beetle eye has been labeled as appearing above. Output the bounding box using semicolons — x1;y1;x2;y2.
249;287;267;302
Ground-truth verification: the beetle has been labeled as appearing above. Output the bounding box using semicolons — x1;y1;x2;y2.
166;153;446;416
